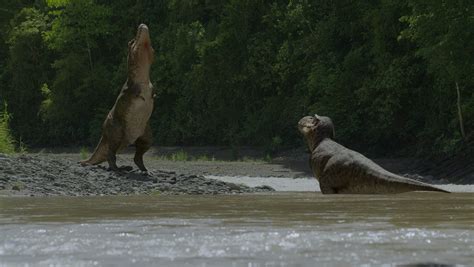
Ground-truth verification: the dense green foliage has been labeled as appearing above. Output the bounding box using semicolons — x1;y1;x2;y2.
0;0;472;156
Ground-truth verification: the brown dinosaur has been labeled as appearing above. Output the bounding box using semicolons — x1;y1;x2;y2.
81;24;155;172
298;114;449;194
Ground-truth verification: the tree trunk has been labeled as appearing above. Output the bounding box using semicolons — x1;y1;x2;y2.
86;40;93;71
455;81;466;140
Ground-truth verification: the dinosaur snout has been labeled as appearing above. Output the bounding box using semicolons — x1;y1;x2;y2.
138;24;149;31
298;116;317;134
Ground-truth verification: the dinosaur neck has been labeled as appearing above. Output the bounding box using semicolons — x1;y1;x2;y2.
129;67;150;84
308;135;331;152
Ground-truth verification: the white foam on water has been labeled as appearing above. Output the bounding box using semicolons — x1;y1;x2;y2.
205;175;320;192
436;184;474;193
1;219;473;266
206;176;474;193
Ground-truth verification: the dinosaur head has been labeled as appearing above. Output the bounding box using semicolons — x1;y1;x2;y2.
298;114;335;150
127;24;154;82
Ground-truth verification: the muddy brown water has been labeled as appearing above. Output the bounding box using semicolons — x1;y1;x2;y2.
1;193;473;266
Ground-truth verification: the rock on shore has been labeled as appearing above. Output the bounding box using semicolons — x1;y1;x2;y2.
0;154;274;196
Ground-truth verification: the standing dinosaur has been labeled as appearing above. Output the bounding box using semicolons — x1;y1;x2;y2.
81;24;155;172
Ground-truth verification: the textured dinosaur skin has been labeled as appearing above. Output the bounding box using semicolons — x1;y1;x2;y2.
298;115;449;194
81;24;155;172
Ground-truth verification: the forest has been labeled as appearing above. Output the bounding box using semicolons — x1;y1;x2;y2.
0;0;473;157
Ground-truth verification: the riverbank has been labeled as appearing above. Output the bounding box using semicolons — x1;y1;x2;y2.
36;145;474;183
0;154;274;197
1;146;472;196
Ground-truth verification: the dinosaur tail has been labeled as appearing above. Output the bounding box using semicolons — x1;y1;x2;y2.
80;137;108;166
398;177;450;193
410;183;450;193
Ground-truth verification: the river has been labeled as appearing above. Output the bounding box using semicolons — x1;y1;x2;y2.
1;191;473;266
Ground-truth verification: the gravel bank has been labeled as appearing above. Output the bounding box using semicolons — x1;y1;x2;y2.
0;154;274;197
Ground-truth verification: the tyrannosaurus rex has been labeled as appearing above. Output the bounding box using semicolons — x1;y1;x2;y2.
82;24;155;172
298;115;449;194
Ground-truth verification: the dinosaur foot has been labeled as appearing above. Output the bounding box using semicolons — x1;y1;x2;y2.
140;170;152;176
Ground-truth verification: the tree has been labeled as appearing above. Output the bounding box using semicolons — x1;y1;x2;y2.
41;0;116;144
400;0;474;143
4;7;50;144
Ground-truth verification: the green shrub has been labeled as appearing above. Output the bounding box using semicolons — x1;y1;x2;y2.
80;146;89;160
170;150;188;161
0;103;15;154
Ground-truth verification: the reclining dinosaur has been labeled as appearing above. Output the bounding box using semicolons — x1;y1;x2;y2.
298;114;449;194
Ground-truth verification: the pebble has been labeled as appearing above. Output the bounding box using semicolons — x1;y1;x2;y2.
0;154;275;196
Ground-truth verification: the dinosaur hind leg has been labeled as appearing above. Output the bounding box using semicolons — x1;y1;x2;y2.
134;124;152;172
106;135;125;171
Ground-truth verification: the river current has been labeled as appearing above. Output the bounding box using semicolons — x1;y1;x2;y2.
1;190;473;266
